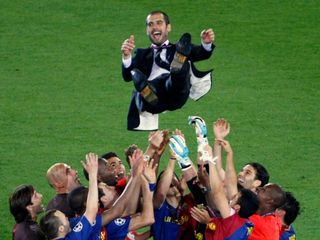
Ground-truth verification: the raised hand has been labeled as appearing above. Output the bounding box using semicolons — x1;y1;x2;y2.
200;29;215;44
213;118;230;140
216;139;233;154
81;152;98;177
169;134;191;170
156;130;170;155
148;130;164;150
129;149;144;177
197;141;214;165
190;206;211;224
121;35;135;59
143;159;157;184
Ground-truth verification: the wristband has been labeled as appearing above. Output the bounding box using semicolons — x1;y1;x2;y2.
149;183;156;192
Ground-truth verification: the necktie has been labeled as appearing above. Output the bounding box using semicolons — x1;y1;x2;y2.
154;47;170;70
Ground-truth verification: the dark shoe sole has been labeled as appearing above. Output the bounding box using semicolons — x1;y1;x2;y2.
176;33;192;57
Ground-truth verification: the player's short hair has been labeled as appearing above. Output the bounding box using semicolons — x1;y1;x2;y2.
146;10;170;25
237;188;260;218
101;152;118;160
9;184;34;223
279;191;300;225
67;186;88;215
40;209;61;240
248;162;269;187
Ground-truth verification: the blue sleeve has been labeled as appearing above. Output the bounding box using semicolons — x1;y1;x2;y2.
106;216;131;240
68;216;93;240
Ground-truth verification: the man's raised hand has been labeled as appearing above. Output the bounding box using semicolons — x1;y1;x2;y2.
121;35;135;59
200;29;215;44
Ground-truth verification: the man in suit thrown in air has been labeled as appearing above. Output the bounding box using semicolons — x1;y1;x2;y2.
121;10;215;130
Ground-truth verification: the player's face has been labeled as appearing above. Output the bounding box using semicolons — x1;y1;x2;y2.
106;157;126;181
29;190;44;214
65;164;81;191
98;159;118;186
238;165;259;191
146;13;171;46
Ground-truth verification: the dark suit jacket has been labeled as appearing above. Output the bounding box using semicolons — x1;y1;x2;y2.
122;42;215;81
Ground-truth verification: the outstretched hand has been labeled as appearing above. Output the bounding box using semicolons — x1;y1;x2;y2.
129;149;144;177
81;153;98;177
148;130;165;151
216;139;233;154
213;118;230;140
143;159;157;184
190;206;211;224
121;35;135;59
200;29;215;44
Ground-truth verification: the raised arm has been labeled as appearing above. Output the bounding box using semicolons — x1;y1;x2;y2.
81;153;99;224
153;157;175;209
198;162;215;210
144;130;168;175
173;129;197;181
188;29;215;62
121;35;136;81
121;35;135;60
102;149;144;225
200;28;215;45
122;146;144;216
128;159;157;231
212;118;230;180
207;151;231;219
219;139;238;201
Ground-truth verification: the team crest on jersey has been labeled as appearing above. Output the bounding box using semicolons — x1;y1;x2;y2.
247;226;253;235
195;232;203;240
289;235;296;240
114;218;126;226
207;222;216;231
73;222;83;232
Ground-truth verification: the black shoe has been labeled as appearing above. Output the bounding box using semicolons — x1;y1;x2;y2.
176;33;192;57
131;68;147;92
131;69;158;105
171;33;192;72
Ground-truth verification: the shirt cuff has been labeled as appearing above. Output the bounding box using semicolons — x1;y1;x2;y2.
122;57;132;68
201;42;212;51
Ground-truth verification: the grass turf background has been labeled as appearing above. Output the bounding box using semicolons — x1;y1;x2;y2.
1;0;319;238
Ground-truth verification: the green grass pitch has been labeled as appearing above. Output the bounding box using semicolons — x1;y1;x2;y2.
1;1;319;239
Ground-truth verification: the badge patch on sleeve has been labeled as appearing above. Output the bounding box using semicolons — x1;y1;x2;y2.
114;218;126;226
73;222;83;232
